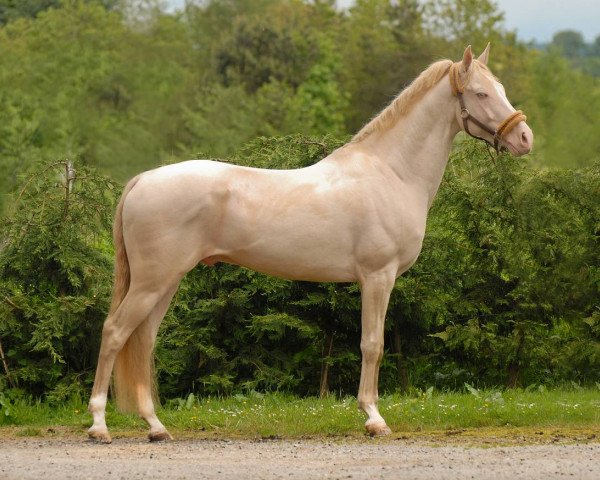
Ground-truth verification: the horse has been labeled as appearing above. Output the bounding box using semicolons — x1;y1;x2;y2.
88;44;533;443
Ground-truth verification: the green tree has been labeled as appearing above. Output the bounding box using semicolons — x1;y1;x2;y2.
550;30;600;77
592;35;600;57
0;0;61;24
285;35;349;136
425;142;600;387
0;160;117;398
0;1;197;185
423;0;504;47
180;2;346;157
0;0;118;25
340;0;431;132
552;30;588;57
0;1;127;185
522;50;600;168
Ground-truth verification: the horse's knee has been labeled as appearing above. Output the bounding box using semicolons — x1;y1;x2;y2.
100;290;164;350
98;322;123;355
360;338;383;363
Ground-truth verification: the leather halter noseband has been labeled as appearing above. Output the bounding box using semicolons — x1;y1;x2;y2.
449;62;526;152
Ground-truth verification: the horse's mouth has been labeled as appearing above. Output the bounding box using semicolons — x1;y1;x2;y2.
502;139;530;157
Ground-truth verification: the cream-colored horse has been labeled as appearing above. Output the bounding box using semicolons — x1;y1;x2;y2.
88;45;532;443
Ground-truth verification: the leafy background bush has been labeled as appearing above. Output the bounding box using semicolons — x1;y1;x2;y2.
0;161;118;400
0;0;598;402
1;137;598;402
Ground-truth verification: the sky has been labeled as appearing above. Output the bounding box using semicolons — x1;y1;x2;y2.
165;0;600;43
496;0;599;43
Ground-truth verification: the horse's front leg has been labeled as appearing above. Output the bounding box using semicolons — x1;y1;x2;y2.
357;271;395;436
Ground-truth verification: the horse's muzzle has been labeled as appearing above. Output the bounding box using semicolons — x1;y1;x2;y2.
503;121;533;156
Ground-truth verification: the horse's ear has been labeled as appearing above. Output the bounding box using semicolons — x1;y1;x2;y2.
478;43;491;65
461;45;473;72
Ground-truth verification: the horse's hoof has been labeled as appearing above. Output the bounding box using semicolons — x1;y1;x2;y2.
149;430;173;442
366;421;392;437
88;427;112;444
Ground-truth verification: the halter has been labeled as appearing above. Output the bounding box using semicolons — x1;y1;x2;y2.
449;62;526;153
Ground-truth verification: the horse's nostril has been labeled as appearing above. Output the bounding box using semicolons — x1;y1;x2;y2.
521;131;529;146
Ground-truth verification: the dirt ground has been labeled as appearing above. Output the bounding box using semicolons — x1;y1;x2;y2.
1;435;599;480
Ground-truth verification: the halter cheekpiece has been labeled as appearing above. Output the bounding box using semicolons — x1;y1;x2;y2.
449;62;526;152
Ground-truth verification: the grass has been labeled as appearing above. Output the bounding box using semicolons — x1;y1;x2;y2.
1;387;599;443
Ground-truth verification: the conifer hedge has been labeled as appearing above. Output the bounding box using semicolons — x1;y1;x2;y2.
0;136;598;401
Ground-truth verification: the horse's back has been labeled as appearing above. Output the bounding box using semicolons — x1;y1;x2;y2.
120;156;425;283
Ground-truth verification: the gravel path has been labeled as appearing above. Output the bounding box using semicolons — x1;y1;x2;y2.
1;438;599;480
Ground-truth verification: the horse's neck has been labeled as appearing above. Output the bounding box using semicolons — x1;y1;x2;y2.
357;79;460;207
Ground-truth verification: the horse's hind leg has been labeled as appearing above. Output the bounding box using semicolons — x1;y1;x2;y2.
135;284;180;441
88;281;179;443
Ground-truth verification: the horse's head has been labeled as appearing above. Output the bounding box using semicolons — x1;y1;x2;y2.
451;44;533;156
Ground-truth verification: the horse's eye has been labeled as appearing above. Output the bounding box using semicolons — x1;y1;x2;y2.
476;92;488;99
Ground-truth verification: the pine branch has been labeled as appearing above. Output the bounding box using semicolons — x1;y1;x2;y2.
0;338;16;389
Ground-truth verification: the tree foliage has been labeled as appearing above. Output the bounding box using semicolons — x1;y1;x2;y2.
0;1;598;400
0;160;117;399
0;0;597;210
550;29;600;77
1;138;598;400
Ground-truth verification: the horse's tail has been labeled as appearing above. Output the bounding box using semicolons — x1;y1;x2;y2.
109;175;156;413
107;176;139;317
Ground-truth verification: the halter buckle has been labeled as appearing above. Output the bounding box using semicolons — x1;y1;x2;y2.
460;108;470;119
